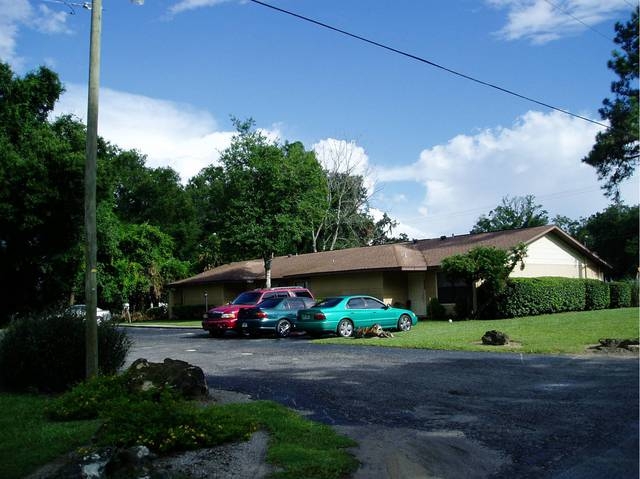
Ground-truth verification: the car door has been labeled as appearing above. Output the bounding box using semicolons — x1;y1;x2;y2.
363;297;393;327
346;297;373;327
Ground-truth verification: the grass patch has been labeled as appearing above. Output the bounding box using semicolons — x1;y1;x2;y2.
0;394;99;479
316;308;639;354
3;381;357;479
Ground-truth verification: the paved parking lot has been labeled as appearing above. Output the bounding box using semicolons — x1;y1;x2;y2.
127;327;639;478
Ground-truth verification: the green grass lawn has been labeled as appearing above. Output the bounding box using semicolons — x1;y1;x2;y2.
128;308;639;355
0;394;100;479
316;308;640;354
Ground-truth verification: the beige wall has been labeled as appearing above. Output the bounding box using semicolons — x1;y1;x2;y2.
511;236;604;280
306;272;384;299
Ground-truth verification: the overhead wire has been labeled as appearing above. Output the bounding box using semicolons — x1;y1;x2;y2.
542;0;614;43
247;0;609;129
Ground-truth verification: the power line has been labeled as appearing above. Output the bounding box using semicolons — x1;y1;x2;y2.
542;0;614;42
247;0;609;130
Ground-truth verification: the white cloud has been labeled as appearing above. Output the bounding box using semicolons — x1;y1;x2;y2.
487;0;630;43
0;0;31;68
377;110;638;237
53;84;287;183
0;0;71;69
168;0;232;16
54;83;236;182
312;138;376;195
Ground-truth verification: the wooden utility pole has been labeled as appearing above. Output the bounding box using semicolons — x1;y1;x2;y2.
84;0;102;378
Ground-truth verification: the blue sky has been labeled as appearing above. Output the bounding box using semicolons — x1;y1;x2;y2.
2;0;638;238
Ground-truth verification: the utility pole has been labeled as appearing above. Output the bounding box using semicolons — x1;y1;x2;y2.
84;0;102;379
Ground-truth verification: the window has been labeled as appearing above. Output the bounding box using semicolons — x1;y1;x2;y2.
347;297;366;309
437;272;471;304
364;297;386;309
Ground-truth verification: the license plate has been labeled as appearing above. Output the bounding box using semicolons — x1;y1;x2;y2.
301;313;311;320
241;322;248;328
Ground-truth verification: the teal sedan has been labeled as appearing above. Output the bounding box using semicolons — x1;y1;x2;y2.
296;295;418;338
239;296;316;337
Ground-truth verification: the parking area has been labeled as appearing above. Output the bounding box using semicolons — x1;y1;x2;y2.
127;327;639;478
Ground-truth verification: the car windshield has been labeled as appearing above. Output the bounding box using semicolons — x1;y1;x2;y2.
256;298;283;309
232;292;263;305
315;297;343;308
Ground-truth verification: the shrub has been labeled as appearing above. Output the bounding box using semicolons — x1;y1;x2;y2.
172;304;207;321
496;277;586;318
146;304;168;321
629;280;640;307
584;279;610;310
427;298;447;320
0;311;132;393
609;281;632;308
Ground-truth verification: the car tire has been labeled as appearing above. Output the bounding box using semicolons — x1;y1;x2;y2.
337;319;354;338
397;314;412;332
276;319;292;338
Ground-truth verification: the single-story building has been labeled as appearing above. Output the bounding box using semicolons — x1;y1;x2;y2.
167;225;610;318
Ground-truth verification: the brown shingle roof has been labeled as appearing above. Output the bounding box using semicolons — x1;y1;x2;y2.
169;225;610;287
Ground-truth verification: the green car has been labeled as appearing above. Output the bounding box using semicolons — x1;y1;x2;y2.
239;296;316;337
296;295;418;338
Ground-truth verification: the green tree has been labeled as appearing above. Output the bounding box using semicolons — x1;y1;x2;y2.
105;149;199;261
370;213;409;245
218;119;328;286
0;64;86;322
186;165;226;271
576;204;638;279
441;244;528;318
471;195;549;233
582;7;639;200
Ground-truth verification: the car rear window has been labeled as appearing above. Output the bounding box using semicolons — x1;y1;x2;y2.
232;292;263;305
256;298;283;309
315;297;342;308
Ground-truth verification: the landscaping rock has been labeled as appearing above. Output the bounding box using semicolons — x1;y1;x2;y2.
481;330;509;346
591;338;640;354
126;358;209;399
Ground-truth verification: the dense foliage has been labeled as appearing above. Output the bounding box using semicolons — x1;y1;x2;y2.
0;311;131;392
471;195;549;233
582;7;639;200
495;277;636;318
441;244;528;318
609;281;633;309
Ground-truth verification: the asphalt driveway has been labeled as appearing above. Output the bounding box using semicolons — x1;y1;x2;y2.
126;328;639;479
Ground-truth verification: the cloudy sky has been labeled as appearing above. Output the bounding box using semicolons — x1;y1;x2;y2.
2;0;637;238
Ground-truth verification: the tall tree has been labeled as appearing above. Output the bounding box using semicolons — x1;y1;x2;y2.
218;119;327;286
582;7;639;200
311;139;376;252
105;149;199;261
471;195;549;234
0;64;86;323
575;204;638;279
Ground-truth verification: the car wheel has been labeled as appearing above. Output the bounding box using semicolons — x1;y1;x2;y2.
337;319;354;338
397;314;412;332
276;319;292;338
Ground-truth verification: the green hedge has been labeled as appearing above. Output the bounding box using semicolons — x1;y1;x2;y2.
584;279;610;310
495;277;638;318
609;281;632;308
496;277;586;318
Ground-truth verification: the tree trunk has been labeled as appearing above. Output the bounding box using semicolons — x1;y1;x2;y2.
264;254;273;288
